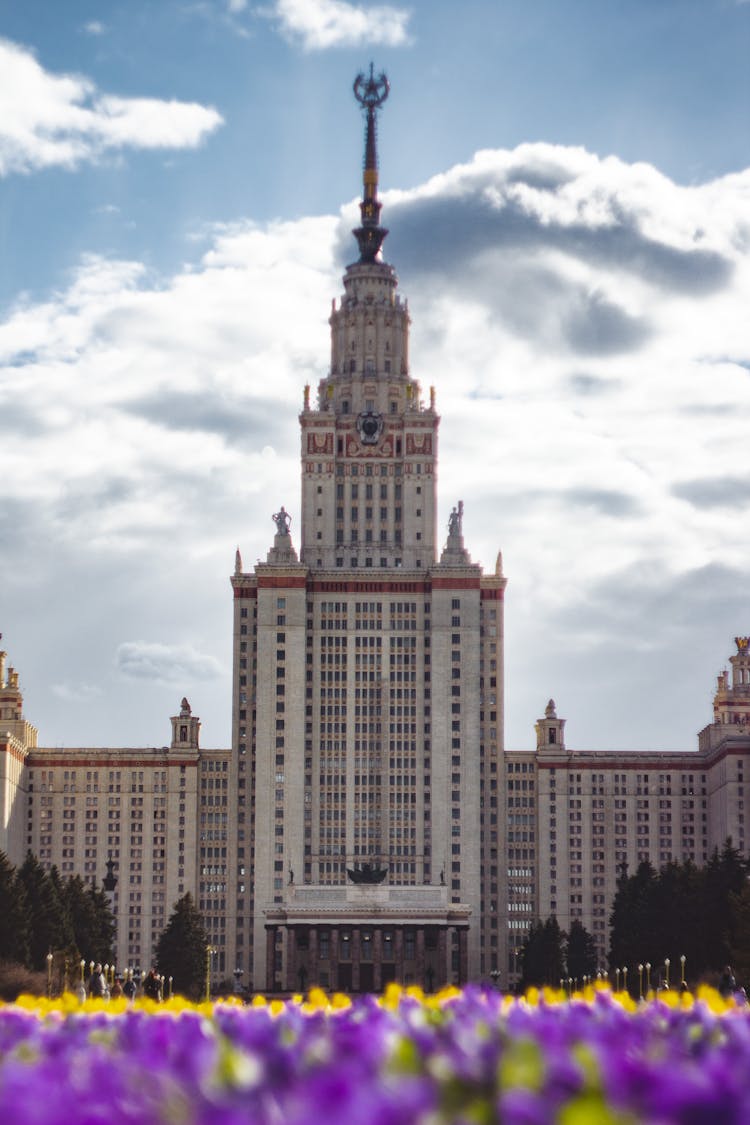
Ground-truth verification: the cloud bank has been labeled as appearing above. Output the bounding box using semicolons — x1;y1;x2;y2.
2;142;749;750
0;38;223;176
116;642;222;683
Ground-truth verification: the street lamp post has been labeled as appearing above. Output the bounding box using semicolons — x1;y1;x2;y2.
615;968;620;991
489;969;501;991
622;966;628;994
645;962;651;993
46;951;53;998
680;954;686;989
205;946;216;1003
664;958;670;990
638;964;643;1000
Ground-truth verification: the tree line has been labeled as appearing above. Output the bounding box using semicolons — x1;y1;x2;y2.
519;917;599;990
519;841;750;991
0;849;213;999
0;849;116;968
0;850;115;988
609;840;750;987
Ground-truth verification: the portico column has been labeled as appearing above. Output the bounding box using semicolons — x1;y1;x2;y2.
330;928;339;991
458;928;468;985
352;928;361;992
373;928;383;992
416;928;426;986
287;928;297;992
265;927;277;992
437;928;448;987
309;928;319;986
395;929;404;983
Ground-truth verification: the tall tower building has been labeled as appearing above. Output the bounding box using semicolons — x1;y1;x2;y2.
231;69;506;992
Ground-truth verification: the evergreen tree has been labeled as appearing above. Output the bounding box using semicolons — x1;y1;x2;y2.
519;920;545;989
566;919;598;983
155;894;209;1000
520;916;566;988
0;851;30;965
63;876;114;965
608;860;658;971
86;882;116;965
542;916;567;987
703;840;748;970
729;883;750;989
17;852;68;970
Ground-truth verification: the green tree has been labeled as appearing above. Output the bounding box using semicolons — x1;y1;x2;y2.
62;876;114;965
520;916;566;989
729;882;750;989
86;882;116;965
566;919;598;983
155;894;209;1000
0;851;30;965
17;852;69;970
703;840;748;970
609;860;659;971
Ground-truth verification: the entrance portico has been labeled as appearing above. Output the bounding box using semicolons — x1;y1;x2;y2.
263;883;470;993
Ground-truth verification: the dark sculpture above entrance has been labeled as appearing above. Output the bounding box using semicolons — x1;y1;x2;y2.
346;863;389;885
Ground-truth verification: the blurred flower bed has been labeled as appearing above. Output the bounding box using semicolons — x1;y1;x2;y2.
1;984;749;1123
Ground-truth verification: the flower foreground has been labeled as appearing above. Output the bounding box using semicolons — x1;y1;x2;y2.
1;985;749;1123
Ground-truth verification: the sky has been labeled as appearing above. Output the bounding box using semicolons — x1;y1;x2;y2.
0;0;749;754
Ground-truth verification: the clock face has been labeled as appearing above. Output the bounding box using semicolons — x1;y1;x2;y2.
357;411;383;445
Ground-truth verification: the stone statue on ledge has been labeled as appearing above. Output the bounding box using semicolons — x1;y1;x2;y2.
272;507;291;536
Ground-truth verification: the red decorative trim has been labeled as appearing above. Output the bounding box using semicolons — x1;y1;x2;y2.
535;756;715;770
430;577;481;590
233;587;258;599
27;754;201;768
480;587;504;600
308;579;429;594
257;575;307;589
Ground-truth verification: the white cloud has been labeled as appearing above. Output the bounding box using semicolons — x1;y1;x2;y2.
1;143;748;751
82;21;106;36
271;0;411;49
116;642;222;683
0;38;223;177
51;681;102;703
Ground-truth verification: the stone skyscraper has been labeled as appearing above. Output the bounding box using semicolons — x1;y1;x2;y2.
231;68;506;991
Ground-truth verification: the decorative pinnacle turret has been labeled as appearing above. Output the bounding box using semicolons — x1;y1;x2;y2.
352;64;390;263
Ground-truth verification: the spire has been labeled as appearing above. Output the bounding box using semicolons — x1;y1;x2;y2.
352;64;390;263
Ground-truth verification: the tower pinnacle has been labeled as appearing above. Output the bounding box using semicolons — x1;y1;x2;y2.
352;64;389;262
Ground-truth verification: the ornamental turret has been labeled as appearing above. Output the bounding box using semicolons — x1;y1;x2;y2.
170;696;200;750
712;637;750;727
535;698;566;753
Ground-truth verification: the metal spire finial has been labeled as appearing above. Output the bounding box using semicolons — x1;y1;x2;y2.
353;63;390;113
352;65;390;263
